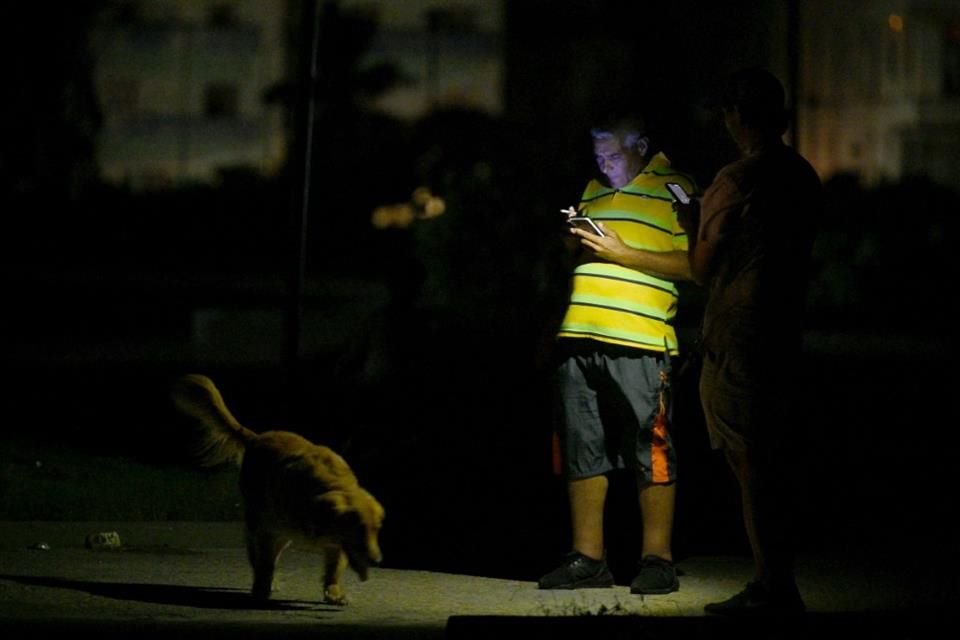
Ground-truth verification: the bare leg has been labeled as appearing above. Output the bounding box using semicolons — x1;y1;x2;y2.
725;448;795;590
569;474;608;560
638;480;675;561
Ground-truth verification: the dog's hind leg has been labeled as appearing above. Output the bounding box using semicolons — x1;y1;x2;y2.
322;544;349;605
247;532;290;600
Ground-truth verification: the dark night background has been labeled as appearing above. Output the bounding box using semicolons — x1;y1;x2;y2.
1;0;958;587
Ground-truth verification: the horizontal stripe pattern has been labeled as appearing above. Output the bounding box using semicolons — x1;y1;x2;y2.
558;153;696;355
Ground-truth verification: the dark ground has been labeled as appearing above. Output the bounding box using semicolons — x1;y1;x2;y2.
3;310;957;584
2;243;958;609
1;277;958;638
1;521;951;639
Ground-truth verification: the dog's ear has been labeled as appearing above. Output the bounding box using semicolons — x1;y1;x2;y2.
314;490;384;531
313;490;351;515
357;489;385;528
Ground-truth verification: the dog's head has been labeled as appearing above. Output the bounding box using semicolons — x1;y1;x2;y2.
315;488;385;580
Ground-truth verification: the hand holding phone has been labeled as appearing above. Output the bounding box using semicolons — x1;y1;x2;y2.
562;207;604;236
567;216;604;236
667;184;699;232
665;182;691;204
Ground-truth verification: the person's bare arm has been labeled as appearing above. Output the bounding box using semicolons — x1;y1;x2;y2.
674;199;711;285
677;175;743;285
687;233;717;286
570;224;693;281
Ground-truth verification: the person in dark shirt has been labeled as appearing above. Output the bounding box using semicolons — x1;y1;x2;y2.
676;67;823;615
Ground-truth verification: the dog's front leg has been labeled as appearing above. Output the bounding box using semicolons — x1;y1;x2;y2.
322;544;349;605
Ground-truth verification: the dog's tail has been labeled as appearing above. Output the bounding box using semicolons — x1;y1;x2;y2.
170;374;257;468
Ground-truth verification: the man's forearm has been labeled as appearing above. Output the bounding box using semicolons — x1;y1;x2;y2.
619;249;693;281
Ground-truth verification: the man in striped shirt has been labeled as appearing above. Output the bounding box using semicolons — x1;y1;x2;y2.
539;115;696;594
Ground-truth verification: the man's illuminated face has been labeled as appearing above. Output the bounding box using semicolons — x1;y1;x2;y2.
594;137;645;189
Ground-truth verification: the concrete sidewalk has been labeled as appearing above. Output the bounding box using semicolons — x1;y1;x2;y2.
0;522;950;639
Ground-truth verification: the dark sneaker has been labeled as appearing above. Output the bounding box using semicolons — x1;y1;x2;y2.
537;551;615;589
630;555;679;594
704;581;806;616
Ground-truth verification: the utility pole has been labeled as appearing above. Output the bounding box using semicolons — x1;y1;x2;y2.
285;0;325;402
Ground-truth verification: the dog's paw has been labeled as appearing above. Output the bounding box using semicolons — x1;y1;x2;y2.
323;585;349;606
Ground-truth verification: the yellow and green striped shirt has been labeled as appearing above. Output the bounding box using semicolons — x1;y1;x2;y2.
557;152;695;355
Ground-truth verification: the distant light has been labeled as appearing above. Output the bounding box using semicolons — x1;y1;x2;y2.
411;186;446;219
372;203;416;229
888;14;904;34
371;186;446;230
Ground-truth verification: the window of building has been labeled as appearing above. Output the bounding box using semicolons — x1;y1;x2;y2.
944;20;960;96
209;3;238;27
101;78;141;117
885;14;905;83
204;83;239;119
114;1;142;25
138;167;175;191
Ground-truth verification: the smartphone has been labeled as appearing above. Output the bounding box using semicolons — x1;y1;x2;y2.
665;182;691;204
567;216;605;236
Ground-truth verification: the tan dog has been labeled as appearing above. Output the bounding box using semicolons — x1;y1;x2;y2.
170;374;384;605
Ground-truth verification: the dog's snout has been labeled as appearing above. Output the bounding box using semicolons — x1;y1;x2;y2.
368;538;383;566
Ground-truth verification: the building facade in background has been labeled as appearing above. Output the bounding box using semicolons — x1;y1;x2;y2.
91;0;289;190
90;0;502;191
89;0;960;192
340;0;503;121
798;0;960;188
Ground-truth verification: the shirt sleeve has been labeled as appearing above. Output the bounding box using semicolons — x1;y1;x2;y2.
699;171;746;244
